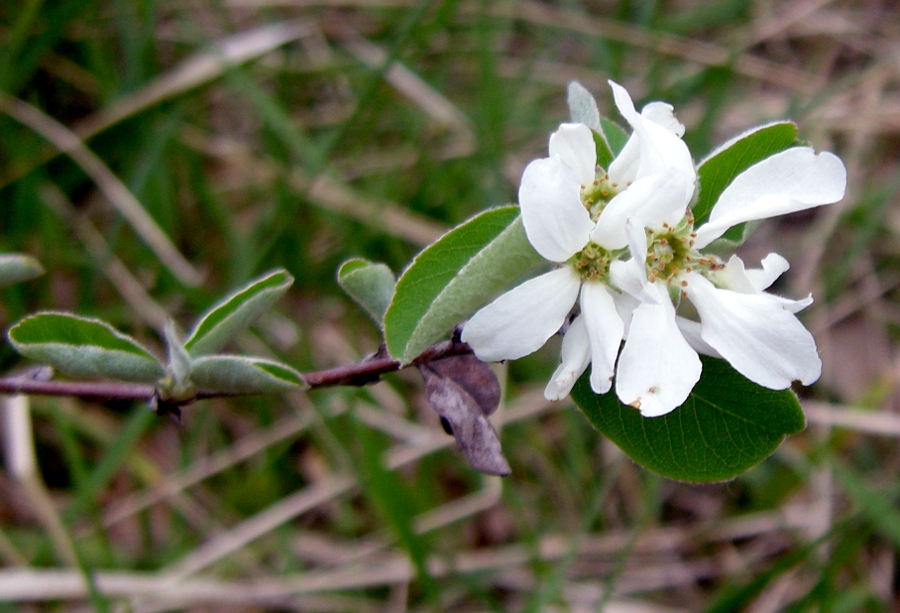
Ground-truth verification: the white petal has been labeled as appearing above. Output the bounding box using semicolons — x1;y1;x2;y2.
685;273;821;388
708;254;810;313
772;293;814;314
615;282;701;417
549;123;597;187
609;80;640;124
675;316;723;359
607;222;659;306
636;122;695;191
519;156;594;262
607;81;695;187
544;315;591;400
462;267;581;362
608;133;641;185
591;169;692;249
712;253;790;294
609;258;648;303
613;288;640;340
694;148;847;249
748;253;790;292
580;281;625;394
606;82;642;184
641;101;685;137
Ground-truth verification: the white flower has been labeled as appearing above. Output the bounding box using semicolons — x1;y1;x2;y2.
464;79;847;419
463;80;693;400
614;145;845;417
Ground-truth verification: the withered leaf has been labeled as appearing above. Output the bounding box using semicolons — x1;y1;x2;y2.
419;355;510;476
424;353;500;415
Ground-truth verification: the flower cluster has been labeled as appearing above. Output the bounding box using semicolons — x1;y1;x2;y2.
462;81;846;417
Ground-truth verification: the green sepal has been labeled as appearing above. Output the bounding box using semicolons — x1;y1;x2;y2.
693;121;801;246
0;254;43;288
383;206;544;363
7;312;166;383
600;118;628;157
592;130;616;172
337;258;396;327
184;269;293;357
189;355;306;393
571;356;806;483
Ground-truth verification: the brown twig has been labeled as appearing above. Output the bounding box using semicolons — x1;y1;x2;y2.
0;341;475;404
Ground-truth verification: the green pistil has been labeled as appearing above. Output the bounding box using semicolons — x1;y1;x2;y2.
570;241;611;282
581;172;622;220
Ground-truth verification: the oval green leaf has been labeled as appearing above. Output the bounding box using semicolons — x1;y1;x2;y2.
184;269;293;357
693;121;800;235
190;355;306;393
0;254;43;288
571;356;806;483
8;312;165;383
383;206;544;363
337;258;396;327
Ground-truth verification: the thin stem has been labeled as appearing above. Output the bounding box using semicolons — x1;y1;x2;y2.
0;341;475;405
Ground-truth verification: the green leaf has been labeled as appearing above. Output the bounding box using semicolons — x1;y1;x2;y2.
8;312;166;383
0;253;43;287
162;319;193;400
600;118;628;157
189;355;306;393
592;130;616;173
383;206;544;363
337;258;396;326
184;269;293;357
693;121;800;231
571;356;806;483
592;119;627;173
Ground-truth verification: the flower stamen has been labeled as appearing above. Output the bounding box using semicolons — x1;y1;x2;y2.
644;212;723;289
581;173;623;221
570;241;613;282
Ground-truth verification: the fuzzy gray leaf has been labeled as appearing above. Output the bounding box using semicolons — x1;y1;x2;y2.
567;81;601;131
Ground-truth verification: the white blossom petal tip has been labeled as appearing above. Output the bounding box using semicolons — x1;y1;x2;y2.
519;156;594;262
544;315;591;401
462;267;581;363
549;123;597;187
580;282;625;395
641;101;685;137
686;273;822;389
694;147;848;249
608;80;639;123
615;283;701;417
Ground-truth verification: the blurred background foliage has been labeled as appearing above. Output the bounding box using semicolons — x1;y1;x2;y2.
1;0;899;611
